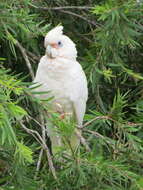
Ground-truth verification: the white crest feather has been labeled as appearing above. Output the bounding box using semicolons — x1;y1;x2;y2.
48;26;63;36
44;26;63;47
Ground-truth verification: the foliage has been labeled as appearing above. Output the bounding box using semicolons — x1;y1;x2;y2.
1;0;143;189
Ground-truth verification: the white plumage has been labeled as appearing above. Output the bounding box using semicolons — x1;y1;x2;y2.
33;26;88;152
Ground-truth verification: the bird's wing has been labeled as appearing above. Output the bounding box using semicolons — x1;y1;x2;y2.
70;63;88;126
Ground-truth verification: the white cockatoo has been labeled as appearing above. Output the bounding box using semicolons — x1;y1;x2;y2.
33;26;88;153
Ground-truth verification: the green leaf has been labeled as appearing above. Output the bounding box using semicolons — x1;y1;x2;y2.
15;142;34;164
7;103;27;120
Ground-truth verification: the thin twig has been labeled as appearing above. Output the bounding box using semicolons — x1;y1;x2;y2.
83;116;113;128
75;129;91;152
84;129;112;145
27;115;45;128
29;4;92;10
26;50;40;61
59;10;98;27
29;4;98;27
34;148;43;180
34;115;46;179
15;40;35;80
20;121;42;144
76;33;93;43
20;121;57;180
83;115;143;128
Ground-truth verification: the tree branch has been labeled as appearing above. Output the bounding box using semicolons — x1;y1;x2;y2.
34;148;43;180
29;4;92;10
59;10;98;27
83;116;115;128
84;129;112;145
34;115;46;179
20;121;57;181
83;115;143;128
29;4;98;27
75;129;91;152
26;50;40;62
15;41;35;80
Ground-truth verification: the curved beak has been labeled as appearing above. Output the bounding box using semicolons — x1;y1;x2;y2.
46;45;52;58
46;45;58;58
50;43;58;49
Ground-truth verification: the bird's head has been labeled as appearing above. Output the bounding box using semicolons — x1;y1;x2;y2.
44;26;77;60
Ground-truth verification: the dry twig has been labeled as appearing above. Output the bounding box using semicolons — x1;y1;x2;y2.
29;4;92;10
26;50;40;62
34;115;46;179
15;40;35;80
83;116;114;128
34;148;43;180
59;10;98;27
83;115;143;128
29;4;98;27
20;121;57;180
75;129;91;152
84;129;112;145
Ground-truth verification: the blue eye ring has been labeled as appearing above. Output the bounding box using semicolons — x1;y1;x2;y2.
58;41;62;46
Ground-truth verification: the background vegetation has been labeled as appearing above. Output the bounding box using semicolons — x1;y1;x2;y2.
1;0;143;189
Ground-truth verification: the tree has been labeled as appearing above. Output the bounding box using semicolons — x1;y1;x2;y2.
0;0;143;189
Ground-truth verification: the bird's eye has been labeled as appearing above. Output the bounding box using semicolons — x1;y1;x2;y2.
58;41;62;46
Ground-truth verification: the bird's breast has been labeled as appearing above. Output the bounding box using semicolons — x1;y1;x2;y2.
34;56;81;105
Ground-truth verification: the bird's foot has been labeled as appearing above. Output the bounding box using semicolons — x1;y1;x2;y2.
60;113;66;119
